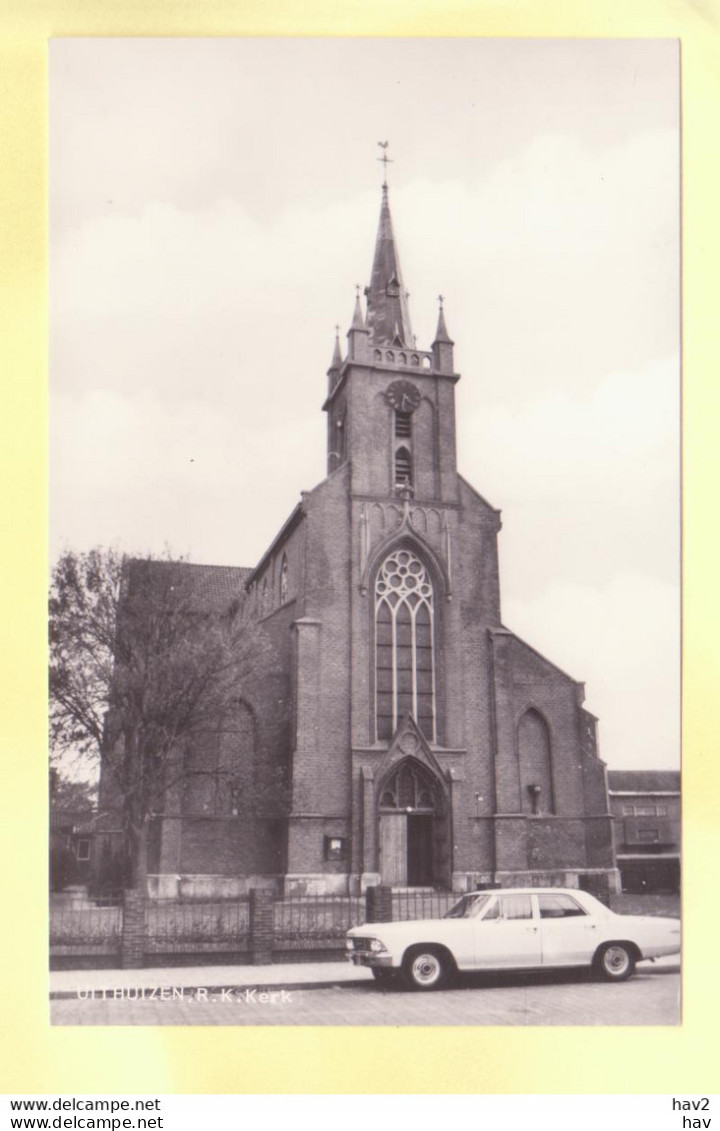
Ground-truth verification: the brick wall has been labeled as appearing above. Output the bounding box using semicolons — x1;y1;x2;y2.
112;351;614;892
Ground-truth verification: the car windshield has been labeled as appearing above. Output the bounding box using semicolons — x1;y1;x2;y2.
443;894;493;919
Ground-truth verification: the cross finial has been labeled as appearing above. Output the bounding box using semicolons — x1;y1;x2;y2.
377;141;393;188
334;323;340;337
438;294;445;309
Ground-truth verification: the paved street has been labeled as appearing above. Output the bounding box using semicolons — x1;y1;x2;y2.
51;963;679;1026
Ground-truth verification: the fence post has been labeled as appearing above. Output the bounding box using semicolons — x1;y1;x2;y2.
366;884;393;923
121;889;146;969
249;888;275;965
580;873;611;907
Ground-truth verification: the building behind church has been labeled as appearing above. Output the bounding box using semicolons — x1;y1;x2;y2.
103;182;620;900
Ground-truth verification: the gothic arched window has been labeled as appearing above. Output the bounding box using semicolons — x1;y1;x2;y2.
379;759;437;811
375;549;435;741
183;701;257;818
279;554;288;604
518;708;554;814
217;700;256;816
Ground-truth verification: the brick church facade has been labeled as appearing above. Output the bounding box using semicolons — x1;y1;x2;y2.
137;183;618;899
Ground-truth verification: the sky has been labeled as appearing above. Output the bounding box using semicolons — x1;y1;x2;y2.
49;38;680;771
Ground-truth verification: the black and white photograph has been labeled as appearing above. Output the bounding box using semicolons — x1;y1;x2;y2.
48;37;681;1027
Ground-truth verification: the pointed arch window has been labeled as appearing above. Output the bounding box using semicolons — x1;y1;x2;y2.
279;554;288;604
518;709;554;814
217;700;256;816
375;549;435;742
379;759;437;811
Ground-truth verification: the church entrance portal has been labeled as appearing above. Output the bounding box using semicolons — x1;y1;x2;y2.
377;760;448;887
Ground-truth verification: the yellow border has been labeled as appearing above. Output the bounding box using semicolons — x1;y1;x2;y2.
1;0;719;1095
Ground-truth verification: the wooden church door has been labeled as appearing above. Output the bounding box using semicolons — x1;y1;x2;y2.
377;759;447;887
379;813;407;885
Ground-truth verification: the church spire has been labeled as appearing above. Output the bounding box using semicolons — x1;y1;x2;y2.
327;325;343;393
351;286;366;330
328;325;343;373
347;285;370;362
434;295;452;344
365;179;414;349
432;294;455;374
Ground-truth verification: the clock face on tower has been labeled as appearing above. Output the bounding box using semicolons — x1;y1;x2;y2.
385;380;421;414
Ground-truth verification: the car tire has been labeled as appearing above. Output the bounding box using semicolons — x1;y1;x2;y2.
401;946;450;991
594;942;636;982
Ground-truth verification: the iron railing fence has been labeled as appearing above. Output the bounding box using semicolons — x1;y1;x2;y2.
391;889;458;922
49;894;123;954
274;895;366;950
50;886;465;964
145;897;251;954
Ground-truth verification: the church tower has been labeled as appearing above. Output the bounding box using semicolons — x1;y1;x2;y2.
278;176;615;896
148;170;618;900
324;182;463;512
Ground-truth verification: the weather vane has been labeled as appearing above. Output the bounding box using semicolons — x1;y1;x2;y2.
377;141;393;187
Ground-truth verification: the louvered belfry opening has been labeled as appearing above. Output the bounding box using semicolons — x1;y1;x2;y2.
394;446;412;489
394;410;412;438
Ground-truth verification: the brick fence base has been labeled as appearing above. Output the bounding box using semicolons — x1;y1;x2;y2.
249;888;274;964
366;885;393;923
121;890;146;969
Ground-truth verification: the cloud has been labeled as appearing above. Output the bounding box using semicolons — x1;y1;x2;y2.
50;389;325;565
460;353;679;507
51;126;678;412
504;572;680;769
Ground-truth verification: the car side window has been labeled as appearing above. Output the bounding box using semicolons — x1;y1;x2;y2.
537;894;587;919
496;895;533;921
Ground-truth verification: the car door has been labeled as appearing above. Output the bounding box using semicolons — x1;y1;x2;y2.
535;892;600;967
471;893;542;970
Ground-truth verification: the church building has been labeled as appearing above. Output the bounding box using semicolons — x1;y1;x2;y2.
143;180;618;899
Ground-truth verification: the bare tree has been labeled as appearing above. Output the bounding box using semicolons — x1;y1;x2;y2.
49;548;276;890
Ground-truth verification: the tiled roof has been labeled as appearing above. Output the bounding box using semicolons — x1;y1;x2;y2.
50;806;95;829
607;770;680;793
124;560;252;614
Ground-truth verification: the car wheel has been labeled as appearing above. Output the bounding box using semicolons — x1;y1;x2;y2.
595;943;636;982
402;946;450;991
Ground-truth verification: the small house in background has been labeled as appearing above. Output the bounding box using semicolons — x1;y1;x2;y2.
49;768;97;892
607;770;680;893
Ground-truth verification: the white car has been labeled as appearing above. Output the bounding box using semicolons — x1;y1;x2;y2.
346;888;680;990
